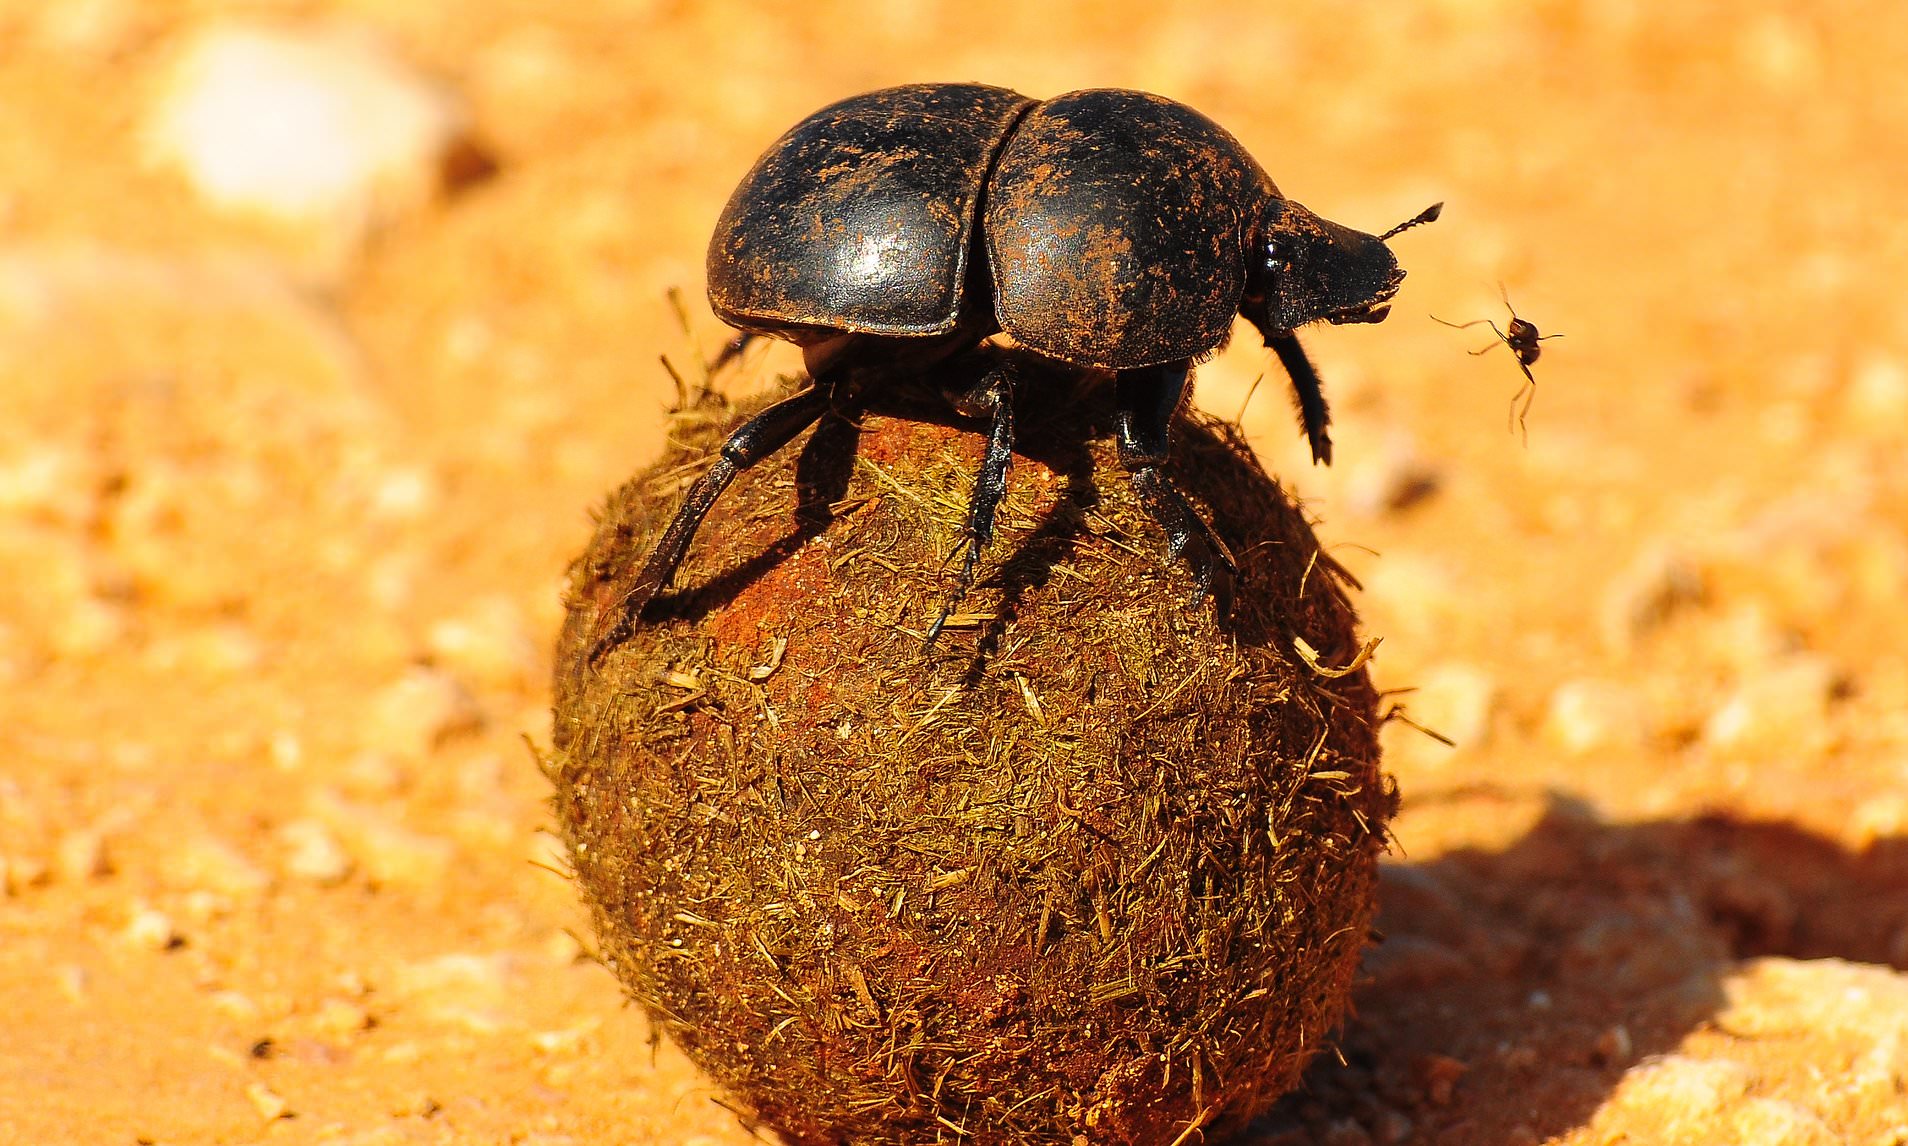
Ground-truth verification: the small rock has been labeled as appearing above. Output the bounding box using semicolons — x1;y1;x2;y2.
1593;1023;1634;1066
1599;544;1704;654
2;852;50;894
54;964;89;1004
367;667;484;758
0;442;91;524
1320;1118;1373;1146
1543;678;1648;754
540;929;586;966
1702;653;1840;752
312;792;453;888
340;752;408;796
1416;664;1499;748
425;596;537;689
245;1081;290;1122
278;818;352;885
1846;785;1908;850
394;952;521;1033
140;622;264;676
164;835;271;898
1341;431;1441;518
209;990;261;1022
1370;1108;1413;1146
390;1091;441;1118
1360;554;1462;642
1844;353;1908;429
529;1021;598;1055
1382;662;1496;767
31;0;141;57
1412;1053;1468;1106
124;905;181;950
267;731;304;771
141;22;470;237
314;998;372;1036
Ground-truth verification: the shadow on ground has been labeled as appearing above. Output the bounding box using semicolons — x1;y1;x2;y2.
1255;792;1908;1144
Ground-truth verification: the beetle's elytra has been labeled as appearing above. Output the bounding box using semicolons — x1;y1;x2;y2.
594;84;1437;659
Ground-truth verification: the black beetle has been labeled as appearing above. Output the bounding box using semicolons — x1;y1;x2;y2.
597;83;1436;656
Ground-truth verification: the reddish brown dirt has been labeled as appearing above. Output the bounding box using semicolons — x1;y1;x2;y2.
2;3;1904;1144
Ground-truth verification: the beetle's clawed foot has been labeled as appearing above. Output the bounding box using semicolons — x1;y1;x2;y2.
1129;466;1237;622
1167;518;1238;620
922;531;989;647
586;575;664;667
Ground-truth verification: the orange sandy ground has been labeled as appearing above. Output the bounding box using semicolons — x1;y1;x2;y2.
2;3;1906;1144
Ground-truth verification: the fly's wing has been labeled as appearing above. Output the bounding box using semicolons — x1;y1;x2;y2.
986;90;1278;369
708;84;1034;340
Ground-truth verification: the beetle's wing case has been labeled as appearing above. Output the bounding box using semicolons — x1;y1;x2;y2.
707;84;1035;342
985;90;1280;369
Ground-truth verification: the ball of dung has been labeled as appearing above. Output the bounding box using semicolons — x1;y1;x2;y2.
551;372;1394;1145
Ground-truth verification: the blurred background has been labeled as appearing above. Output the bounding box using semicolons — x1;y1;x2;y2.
2;2;1905;1142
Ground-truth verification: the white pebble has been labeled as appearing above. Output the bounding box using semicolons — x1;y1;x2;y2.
1844;354;1908;428
55;828;110;881
1383;662;1496;767
310;790;453;888
368;667;483;758
1341;430;1442;518
314;998;372;1036
141;22;468;236
1599;544;1704;654
279;818;353;885
245;1081;290;1122
1543;678;1648;755
1702;654;1839;752
123;904;180;950
425;596;537;689
394;952;521;1033
164;835;271;898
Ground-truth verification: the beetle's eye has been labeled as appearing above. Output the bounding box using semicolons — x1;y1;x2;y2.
1263;242;1282;272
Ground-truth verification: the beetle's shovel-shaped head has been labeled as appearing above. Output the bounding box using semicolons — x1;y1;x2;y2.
1248;199;1442;332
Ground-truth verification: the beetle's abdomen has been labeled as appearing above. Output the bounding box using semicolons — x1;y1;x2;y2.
708;84;1034;340
985;90;1279;369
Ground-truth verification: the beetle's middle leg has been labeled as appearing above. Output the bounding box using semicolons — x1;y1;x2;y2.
591;380;835;662
924;364;1015;644
1116;360;1238;618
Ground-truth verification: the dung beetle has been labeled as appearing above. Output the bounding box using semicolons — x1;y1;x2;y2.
596;83;1437;657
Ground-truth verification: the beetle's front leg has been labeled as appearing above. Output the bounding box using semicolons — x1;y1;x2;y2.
591;380;836;662
1116;361;1237;618
924;364;1016;644
1266;331;1333;466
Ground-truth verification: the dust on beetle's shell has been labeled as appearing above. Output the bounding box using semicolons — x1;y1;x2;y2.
551;372;1394;1145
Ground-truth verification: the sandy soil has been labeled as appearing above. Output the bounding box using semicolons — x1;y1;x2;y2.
2;2;1905;1144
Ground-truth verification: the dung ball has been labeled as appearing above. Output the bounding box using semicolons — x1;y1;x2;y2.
550;366;1394;1145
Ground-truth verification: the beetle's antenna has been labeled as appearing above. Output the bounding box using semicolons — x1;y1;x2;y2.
1379;201;1443;242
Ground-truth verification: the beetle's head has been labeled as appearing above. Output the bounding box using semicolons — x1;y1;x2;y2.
1246;199;1441;332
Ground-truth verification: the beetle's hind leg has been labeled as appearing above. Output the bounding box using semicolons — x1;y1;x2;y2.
590;380;835;662
1116;361;1238;618
924;365;1016;645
